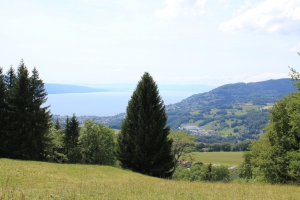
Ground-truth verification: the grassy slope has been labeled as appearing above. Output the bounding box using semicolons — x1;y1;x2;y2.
1;159;300;200
192;152;244;166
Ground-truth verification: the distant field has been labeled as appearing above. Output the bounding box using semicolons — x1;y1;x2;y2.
1;159;300;200
192;152;244;166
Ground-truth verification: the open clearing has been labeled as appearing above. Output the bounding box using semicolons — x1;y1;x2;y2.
1;159;300;200
192;152;244;166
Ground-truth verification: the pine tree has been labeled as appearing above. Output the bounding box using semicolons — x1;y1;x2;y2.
1;67;16;157
69;114;79;148
54;118;61;130
0;67;7;157
5;60;51;160
116;72;174;178
4;66;16;90
28;67;52;160
64;114;79;152
64;116;70;154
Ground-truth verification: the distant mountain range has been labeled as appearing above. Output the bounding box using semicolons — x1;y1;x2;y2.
45;83;215;94
51;78;298;143
166;78;297;112
45;83;109;94
104;78;298;143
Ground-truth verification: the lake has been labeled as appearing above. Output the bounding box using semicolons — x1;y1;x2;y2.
46;91;198;116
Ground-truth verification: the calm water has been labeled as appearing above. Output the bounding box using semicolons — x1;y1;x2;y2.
46;91;197;116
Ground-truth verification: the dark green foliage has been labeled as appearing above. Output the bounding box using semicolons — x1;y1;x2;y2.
64;116;71;153
238;152;253;180
232;140;251;151
173;164;231;182
221;142;231;151
116;72;174;178
54;118;61;130
0;67;15;157
64;114;80;162
45;127;67;163
3;60;51;160
240;61;300;183
69;114;80;148
190;165;231;182
172;166;191;180
0;68;7;157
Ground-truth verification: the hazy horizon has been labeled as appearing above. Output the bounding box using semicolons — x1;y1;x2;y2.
1;0;299;88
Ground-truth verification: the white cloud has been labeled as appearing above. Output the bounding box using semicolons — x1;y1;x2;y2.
220;0;300;34
155;0;206;19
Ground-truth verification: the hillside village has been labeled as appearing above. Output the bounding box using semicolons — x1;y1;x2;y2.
180;125;215;136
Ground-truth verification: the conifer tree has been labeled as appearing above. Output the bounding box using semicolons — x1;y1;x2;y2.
64;114;79;152
4;66;16;90
69;114;80;148
64;116;70;154
0;68;7;157
116;72;174;178
1;67;16;157
5;60;51;160
54;118;61;130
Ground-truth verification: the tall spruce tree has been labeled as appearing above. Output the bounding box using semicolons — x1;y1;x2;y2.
1;67;16;157
54;118;61;130
5;60;51;160
69;114;79;148
64;114;79;152
0;68;7;157
116;72;174;178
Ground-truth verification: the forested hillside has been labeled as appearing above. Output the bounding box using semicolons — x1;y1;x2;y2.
165;78;297;143
53;79;297;143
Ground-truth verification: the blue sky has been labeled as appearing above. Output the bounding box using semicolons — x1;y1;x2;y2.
0;0;299;88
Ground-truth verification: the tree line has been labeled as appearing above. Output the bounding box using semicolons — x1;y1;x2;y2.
2;58;300;184
0;61;116;165
0;60;51;160
0;66;176;178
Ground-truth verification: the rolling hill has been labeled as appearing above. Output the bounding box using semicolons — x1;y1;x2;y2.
164;78;297;143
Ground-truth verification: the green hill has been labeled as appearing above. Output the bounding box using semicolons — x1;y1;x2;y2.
165;78;297;142
1;159;300;199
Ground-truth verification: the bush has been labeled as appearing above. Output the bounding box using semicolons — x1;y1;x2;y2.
172;166;190;181
176;164;232;182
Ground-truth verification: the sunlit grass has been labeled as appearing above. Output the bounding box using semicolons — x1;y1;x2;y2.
1;158;299;199
192;152;244;166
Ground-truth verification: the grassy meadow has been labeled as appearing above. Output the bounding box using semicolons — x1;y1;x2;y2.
1;159;300;199
192;152;244;166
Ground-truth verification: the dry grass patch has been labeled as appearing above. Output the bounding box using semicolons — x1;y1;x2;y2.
1;159;299;199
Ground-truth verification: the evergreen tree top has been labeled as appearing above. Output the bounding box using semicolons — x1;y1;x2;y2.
116;72;174;178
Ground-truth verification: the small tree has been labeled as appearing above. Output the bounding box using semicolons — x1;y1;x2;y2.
69;114;80;148
54;118;61;130
116;72;174;178
79;120;116;165
240;53;300;183
168;131;195;171
64;114;80;163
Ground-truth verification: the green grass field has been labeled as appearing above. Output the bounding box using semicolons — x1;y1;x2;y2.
192;152;244;166
1;158;300;200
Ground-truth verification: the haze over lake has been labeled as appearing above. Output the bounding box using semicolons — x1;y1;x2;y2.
46;91;197;116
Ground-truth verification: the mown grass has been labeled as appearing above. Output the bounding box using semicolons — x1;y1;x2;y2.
1;158;300;200
192;152;244;166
